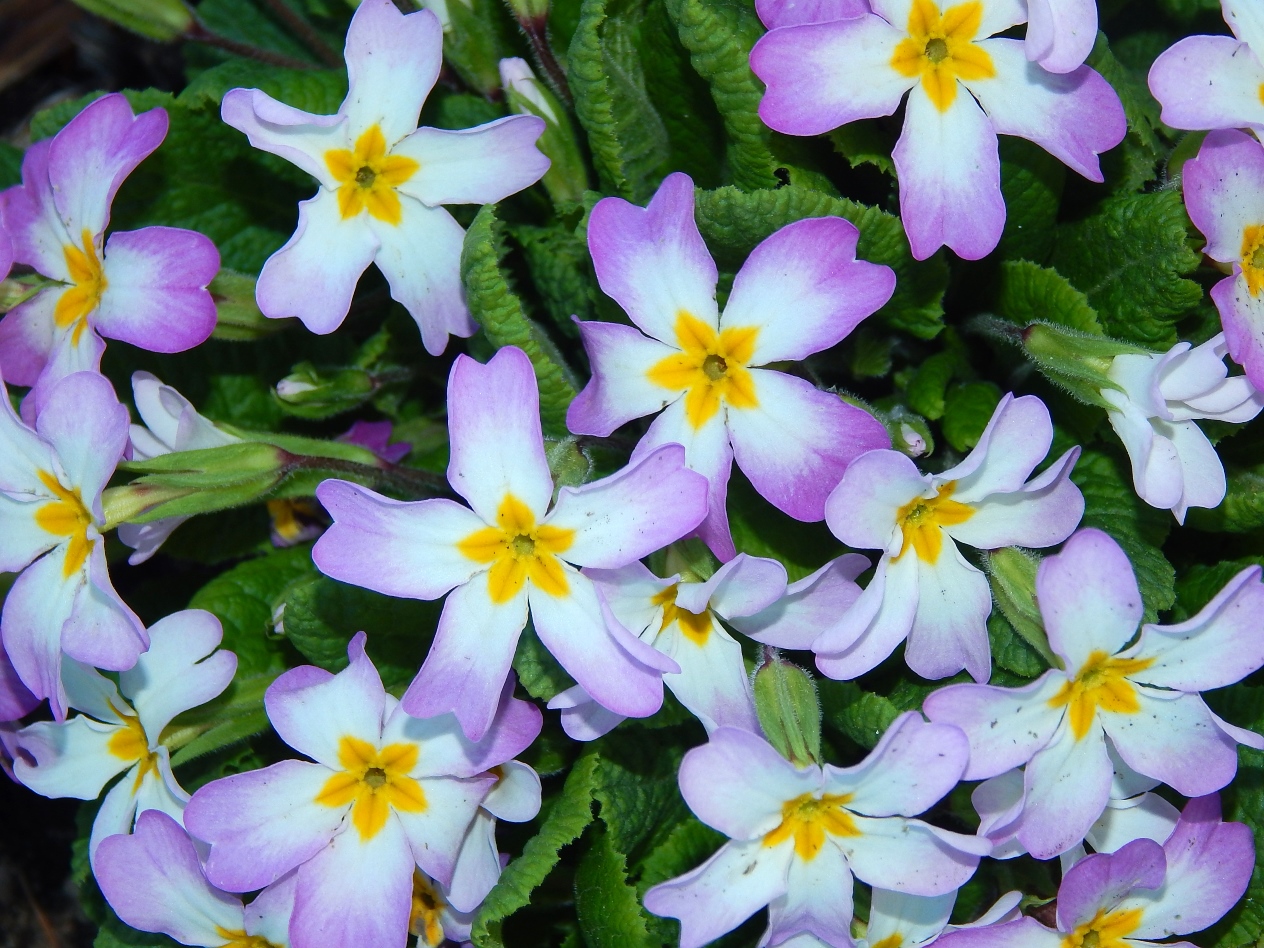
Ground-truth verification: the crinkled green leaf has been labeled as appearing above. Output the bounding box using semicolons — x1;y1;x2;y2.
179;59;347;112
471;752;600;948
995;260;1103;335
194;0;323;61
1072;448;1175;622
987;613;1047;679
1051;191;1202;348
1087;36;1165;192
663;0;778;191
829;120;896;176
514;626;577;701
997;138;1065;263
575;824;659;948
819;680;899;750
514;223;596;335
1188;466;1264;534
906;352;957;420
594;731;691;860
694;184;948;339
1171;557;1264;621
461;206;580;435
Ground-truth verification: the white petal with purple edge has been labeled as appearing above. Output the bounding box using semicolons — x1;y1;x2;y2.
341;0;441;144
825;449;926;552
28;329;107;423
1025;0;1097;73
755;0;866;29
220;88;347;188
1086;793;1180;855
1210;278;1264;389
730;554;867;649
840;816;984;896
14;716;128;799
446;810;500;913
945;448;1083;551
0;493;55;573
1148;36;1264;133
869;888;956;948
124;609;235;740
657;622;759;733
1017;719;1113;859
2;551;79;717
395;774;494;885
585;561;673;637
1055;838;1166;931
905;540;993;682
36;371;128;513
688;553;786;619
566;321;682;436
814;553;920;679
937;394;1051;500
383;687;541;779
0;292;56;388
484;759;541;822
549;685;627;741
765;839;854;946
1183;129;1264;263
3;140;71;279
394;117;549;205
62;542;148;672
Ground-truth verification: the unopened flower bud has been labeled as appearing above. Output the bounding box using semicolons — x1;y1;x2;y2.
1020;322;1149;409
499;58;588;206
210;270;292;341
753;649;821;767
275;363;378;420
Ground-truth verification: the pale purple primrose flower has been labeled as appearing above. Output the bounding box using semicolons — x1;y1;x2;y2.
14;610;236;860
0;370;144;719
338;419;411;464
1102;333;1263;523
642;715;989;948
935;796;1255;948
220;0;549;354
1149;0;1264;135
924;528;1264;858
751;0;1125;260
0;93;218;418
118;371;240;565
1024;0;1099;73
567;172;893;561
95;809;295;948
313;345;708;741
754;0;865;29
856;887;1024;948
816;393;1083;684
1182;129;1264;390
184;634;541;948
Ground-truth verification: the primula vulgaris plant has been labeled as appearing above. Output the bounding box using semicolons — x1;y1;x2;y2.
4;0;1264;946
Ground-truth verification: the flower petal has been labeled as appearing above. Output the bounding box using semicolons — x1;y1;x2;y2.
1017;719;1113;859
186;760;347;892
945;448;1083;551
684;552;786;619
342;0;442;144
755;0;867;29
1184;129;1264;263
1024;0;1098;73
728;369;890;522
752;16;912;136
730;554;868;649
938;393;1054;501
1149;36;1264;133
0;492;55;574
256;188;379;333
905;540;993;682
814;553;920;680
586;172;720;344
642;838;790;948
840;816;983;896
314;483;487;600
394;117;549;205
394;774;494;885
968;40;1124;181
1211;276;1264;390
765;839;854;946
484;759;541;822
2;552;78;718
825;449;926;551
566;320;681;436
14;715;128;799
0;291;56;388
721;216;894;364
95;227;218;353
549;684;627;741
446;347;553;523
446;810;500;913
657;623;759;733
220;88;346;188
923;672;1065;781
36;371;128;514
866;888;956;948
64;542;148;674
369;199;474;356
125;609;235;740
1055;838;1165;932
892;84;1004;261
3;139;71;279
1086;792;1180;856
548;443;708;567
1037;528;1142;671
95;809;245;945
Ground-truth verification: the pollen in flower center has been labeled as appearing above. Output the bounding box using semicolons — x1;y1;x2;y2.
216;929;281;948
106;706;161;793
1241;224;1264;296
410;870;448;947
55;228;107;341
646;310;761;430
315;735;427;841
1048;650;1155;740
1061;907;1144;948
763;792;861;861
890;0;996;112
325;124;420;226
894;481;973;564
33;470;94;578
650;584;714;645
457;494;576;604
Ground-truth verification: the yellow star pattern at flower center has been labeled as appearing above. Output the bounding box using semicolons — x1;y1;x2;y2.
646;311;760;430
891;0;996;112
325;124;420;226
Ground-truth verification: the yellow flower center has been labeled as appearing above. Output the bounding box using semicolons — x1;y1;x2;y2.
762;792;861;861
1240;224;1264;296
870;937;904;948
456;494;576;604
650;584;714;645
106;706;161;793
1049;650;1156;740
646;311;760;430
409;870;448;947
266;498;321;544
1061;907;1144;948
325;124;420;226
33;470;94;578
54;228;107;343
891;0;996;112
314;735;427;841
215;930;280;948
894;481;973;564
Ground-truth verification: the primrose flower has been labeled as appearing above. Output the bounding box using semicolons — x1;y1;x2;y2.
1148;0;1264;134
816;394;1083;683
409;868;477;947
0;370;144;718
14;610;236;859
118;371;240;564
221;0;549;354
96;810;294;948
447;758;540;912
936;796;1255;948
184;633;541;948
855;888;1023;948
337;419;411;464
313;346;708;740
924;528;1264;858
567;172;893;560
1182;129;1264;390
552;553;868;740
1024;0;1098;73
1101;332;1263;523
642;716;988;948
751;0;1125;260
0;93;218;416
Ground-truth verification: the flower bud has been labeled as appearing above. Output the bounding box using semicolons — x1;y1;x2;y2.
210;270;292;341
1020;323;1150;409
986;547;1060;669
753;649;821;767
69;0;193;41
275;362;379;420
118;442;289;522
664;539;717;584
499;58;589;206
545;436;592;490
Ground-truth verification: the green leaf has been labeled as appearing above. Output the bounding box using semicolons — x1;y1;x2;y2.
575;825;659;948
568;0;673;200
471;752;600;948
905;352;957;420
997;138;1065;263
988;613;1047;679
179;60;347;111
829;120;896;175
1171;557;1264;622
513;223;596;335
1087;36;1165;193
1187;466;1264;534
514;626;577;701
194;0;321;61
1071;448;1175;622
941;381;1002;453
461;206;580;436
202;373;285;429
995;260;1103;335
819;680;899;750
281;575;440;689
1051;191;1202;348
188;545;317;676
0;142;22;188
594;731;691;860
694;184;949;339
663;0;778;191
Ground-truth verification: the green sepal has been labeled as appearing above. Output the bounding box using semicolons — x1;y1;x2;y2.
753;649;822;767
986;547;1060;670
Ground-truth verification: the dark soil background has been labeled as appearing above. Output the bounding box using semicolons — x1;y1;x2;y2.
0;4;184;943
